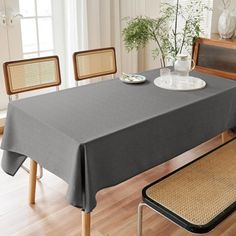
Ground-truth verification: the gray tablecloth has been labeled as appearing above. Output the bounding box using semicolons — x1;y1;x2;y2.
2;69;236;212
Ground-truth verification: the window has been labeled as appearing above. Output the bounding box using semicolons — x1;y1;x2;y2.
19;0;54;59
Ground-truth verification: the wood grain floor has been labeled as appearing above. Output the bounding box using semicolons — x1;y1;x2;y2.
0;134;235;236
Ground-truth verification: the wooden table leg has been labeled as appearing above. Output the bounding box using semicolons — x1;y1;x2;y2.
29;159;37;204
82;211;91;236
221;131;228;144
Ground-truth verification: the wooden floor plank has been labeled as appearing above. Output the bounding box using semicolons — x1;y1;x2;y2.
0;134;235;236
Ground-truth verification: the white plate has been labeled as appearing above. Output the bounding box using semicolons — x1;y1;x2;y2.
154;75;206;91
120;74;146;84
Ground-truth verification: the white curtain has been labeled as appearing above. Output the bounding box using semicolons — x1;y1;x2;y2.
120;0;162;73
85;0;122;75
63;0;162;84
63;0;122;86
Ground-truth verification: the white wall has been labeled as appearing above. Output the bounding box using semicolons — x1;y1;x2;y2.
211;0;236;34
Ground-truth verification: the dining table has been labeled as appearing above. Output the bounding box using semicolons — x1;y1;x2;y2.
1;68;236;236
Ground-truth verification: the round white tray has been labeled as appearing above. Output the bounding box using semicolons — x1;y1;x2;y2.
154;75;206;91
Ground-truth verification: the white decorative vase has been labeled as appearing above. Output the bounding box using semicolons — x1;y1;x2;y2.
218;9;235;39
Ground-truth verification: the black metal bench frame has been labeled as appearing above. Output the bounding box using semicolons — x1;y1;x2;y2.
138;138;236;235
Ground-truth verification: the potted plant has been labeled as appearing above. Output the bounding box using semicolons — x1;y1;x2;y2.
122;0;211;67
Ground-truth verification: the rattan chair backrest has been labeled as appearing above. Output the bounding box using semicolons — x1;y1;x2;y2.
3;56;61;95
73;47;117;81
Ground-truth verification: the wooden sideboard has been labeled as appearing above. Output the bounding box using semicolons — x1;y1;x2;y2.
192;34;236;80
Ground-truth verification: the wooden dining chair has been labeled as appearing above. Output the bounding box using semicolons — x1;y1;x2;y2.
192;36;236;80
3;55;62;179
192;36;236;143
73;47;117;85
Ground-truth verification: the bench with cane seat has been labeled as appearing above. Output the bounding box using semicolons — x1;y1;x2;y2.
138;138;236;235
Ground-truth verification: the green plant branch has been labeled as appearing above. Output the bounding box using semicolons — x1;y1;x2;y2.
174;0;179;55
179;20;188;54
151;30;166;67
122;1;210;67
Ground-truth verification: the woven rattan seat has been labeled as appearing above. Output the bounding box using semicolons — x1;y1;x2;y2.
138;138;236;235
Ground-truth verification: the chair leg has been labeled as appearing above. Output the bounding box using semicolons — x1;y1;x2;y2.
221;130;236;144
21;164;43;179
29;159;37;204
82;211;91;236
137;202;147;236
221;131;228;144
37;165;43;179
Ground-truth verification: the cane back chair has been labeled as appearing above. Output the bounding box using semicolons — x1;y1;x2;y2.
73;47;117;85
3;55;61;179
